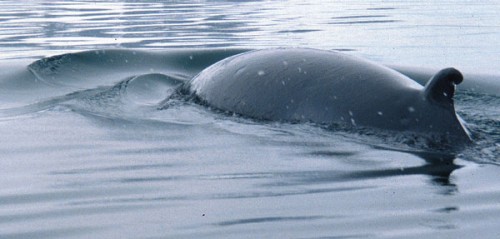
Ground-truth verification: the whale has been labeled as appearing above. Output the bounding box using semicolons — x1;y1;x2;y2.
183;48;472;147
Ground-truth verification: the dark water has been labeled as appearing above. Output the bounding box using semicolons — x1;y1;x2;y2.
0;1;499;238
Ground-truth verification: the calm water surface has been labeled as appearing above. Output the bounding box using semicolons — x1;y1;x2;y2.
0;1;499;238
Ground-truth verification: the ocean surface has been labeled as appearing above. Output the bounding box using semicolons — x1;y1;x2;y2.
0;1;499;238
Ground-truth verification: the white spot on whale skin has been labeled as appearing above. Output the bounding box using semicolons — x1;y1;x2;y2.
348;111;353;116
283;61;288;67
408;106;415;112
281;80;286;85
350;118;356;126
189;55;194;60
297;67;302;73
257;70;265;76
377;111;383;116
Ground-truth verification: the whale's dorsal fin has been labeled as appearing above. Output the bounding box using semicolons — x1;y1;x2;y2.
423;68;463;106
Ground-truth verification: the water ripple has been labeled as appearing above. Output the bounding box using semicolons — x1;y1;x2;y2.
216;215;327;226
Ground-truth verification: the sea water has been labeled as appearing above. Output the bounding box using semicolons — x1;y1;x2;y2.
0;1;499;238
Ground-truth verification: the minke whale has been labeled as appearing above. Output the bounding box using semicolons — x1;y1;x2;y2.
183;48;472;146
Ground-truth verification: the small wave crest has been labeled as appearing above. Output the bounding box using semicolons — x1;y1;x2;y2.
455;91;500;164
59;73;183;119
0;73;183;121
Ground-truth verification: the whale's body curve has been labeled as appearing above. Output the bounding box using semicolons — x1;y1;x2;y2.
185;48;471;146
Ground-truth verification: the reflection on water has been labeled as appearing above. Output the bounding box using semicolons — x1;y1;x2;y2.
0;98;499;238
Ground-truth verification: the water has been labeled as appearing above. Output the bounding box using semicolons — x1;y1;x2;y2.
0;1;499;238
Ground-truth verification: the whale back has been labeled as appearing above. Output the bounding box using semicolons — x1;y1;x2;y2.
186;48;471;145
188;48;420;121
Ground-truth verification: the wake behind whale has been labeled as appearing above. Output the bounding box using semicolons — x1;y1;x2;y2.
0;48;481;151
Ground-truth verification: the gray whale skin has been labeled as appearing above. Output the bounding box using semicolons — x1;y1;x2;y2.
185;48;472;146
